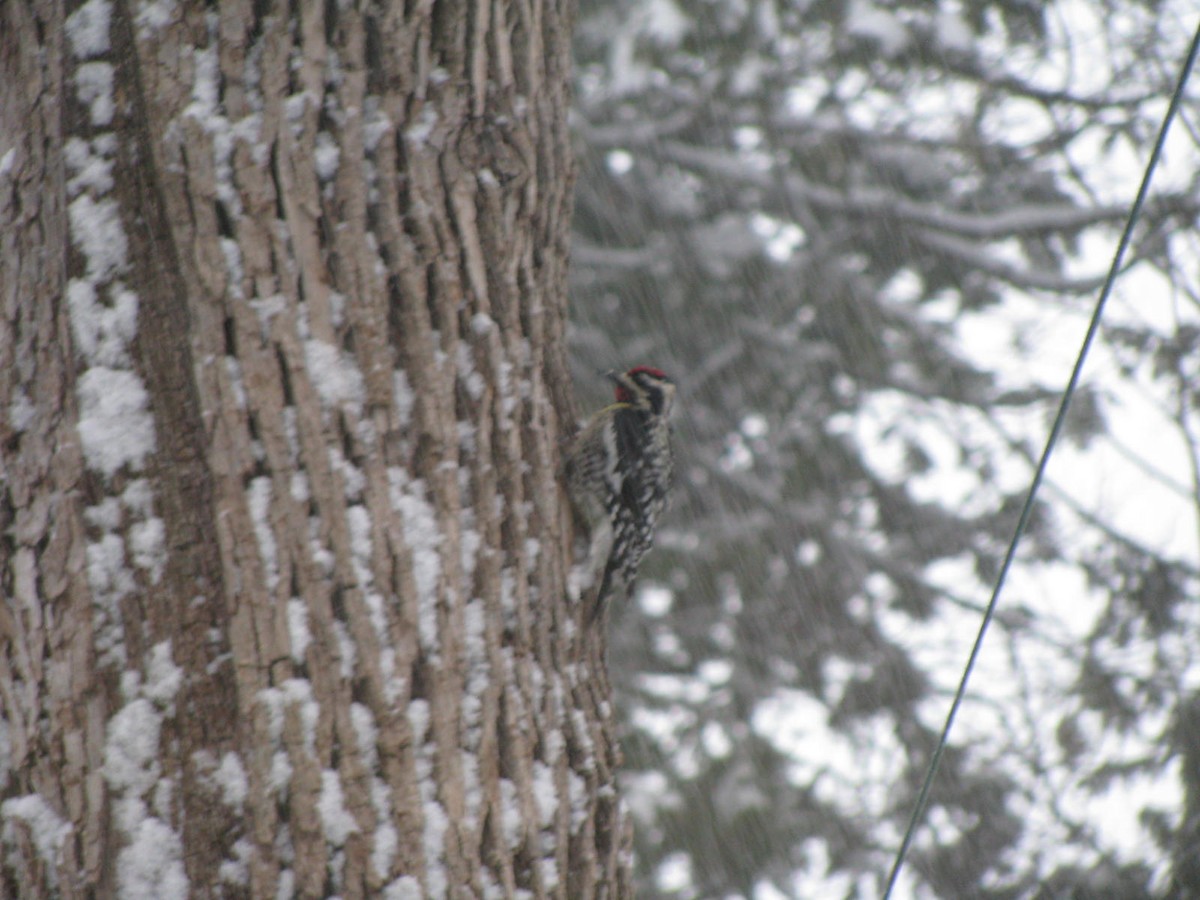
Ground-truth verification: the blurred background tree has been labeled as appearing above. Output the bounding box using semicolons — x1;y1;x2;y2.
569;0;1200;895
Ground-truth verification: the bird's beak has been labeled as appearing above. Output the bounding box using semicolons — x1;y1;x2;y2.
604;370;620;385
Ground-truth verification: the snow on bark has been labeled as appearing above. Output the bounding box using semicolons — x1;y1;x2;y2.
317;769;359;846
0;796;72;886
74;62;115;126
389;468;444;653
304;338;365;413
103;642;188;900
286;597;312;662
61;2;167;715
246;475;280;591
75;368;155;479
64;0;112;57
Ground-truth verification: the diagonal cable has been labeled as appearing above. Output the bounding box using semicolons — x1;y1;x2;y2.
882;20;1200;898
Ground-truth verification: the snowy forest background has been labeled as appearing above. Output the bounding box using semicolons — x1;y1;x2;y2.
568;0;1200;896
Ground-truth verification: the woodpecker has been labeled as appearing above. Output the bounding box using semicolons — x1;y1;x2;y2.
565;366;676;623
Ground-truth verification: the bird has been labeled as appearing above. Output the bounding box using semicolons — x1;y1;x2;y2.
564;366;676;623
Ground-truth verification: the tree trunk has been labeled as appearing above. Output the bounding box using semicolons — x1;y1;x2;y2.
0;1;630;896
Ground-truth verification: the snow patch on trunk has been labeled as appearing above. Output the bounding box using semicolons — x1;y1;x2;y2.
0;795;72;885
103;642;189;900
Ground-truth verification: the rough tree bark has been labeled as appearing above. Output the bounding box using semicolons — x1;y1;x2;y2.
0;0;631;897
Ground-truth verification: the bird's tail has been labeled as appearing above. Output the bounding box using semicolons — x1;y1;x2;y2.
590;556;618;624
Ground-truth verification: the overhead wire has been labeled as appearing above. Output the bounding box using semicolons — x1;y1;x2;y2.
881;20;1200;898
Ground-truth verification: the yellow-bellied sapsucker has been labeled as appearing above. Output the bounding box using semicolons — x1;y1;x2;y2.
565;366;676;622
